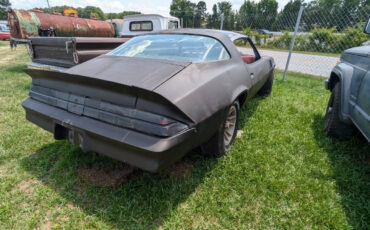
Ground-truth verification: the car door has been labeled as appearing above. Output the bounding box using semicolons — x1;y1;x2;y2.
352;67;370;140
234;37;271;94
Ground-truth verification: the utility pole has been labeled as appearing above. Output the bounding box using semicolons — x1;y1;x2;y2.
193;10;195;28
220;13;224;30
46;0;51;8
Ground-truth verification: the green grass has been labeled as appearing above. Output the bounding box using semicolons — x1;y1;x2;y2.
0;41;369;229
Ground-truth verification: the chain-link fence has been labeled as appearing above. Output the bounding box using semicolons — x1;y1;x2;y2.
178;6;369;77
238;7;369;77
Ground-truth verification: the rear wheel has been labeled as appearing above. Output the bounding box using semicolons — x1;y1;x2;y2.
324;82;354;140
257;74;274;97
201;100;240;156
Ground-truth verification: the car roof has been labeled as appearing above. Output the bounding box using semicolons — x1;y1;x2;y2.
123;14;179;21
154;28;248;42
136;29;248;59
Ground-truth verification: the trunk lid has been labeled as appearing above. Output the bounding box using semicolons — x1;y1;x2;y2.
65;55;191;91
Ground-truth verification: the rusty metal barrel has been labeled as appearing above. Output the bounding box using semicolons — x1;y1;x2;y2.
8;9;115;39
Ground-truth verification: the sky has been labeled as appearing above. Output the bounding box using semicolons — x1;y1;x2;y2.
9;0;291;16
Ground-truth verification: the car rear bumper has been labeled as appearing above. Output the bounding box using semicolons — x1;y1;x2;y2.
22;98;197;172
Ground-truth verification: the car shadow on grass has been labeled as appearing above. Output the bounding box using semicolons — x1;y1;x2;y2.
19;141;220;229
18;96;262;229
312;115;370;230
6;64;27;73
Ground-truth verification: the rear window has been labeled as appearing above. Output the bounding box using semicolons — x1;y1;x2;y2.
130;21;153;31
108;34;230;63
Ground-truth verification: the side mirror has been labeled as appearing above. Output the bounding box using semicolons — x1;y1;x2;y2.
365;17;370;34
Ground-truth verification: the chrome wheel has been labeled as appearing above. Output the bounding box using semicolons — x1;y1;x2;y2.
224;105;237;147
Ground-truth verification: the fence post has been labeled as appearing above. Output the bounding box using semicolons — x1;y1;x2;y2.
283;5;304;81
220;13;224;30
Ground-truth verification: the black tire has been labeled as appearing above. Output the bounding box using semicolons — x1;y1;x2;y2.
324;82;354;140
257;74;274;97
201;100;240;156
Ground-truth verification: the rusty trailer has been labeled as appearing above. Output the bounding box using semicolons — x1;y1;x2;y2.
8;9;115;39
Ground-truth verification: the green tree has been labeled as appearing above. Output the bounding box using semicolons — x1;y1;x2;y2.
81;6;105;20
170;0;196;28
275;0;303;30
105;11;141;19
217;1;234;30
207;4;219;28
34;5;75;14
0;0;11;20
194;1;207;28
255;0;278;30
238;0;257;29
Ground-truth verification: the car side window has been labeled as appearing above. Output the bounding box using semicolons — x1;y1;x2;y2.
234;38;261;64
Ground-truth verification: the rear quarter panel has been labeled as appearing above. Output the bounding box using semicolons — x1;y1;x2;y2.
154;59;253;124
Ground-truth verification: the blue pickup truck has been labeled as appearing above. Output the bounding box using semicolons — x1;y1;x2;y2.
324;18;370;142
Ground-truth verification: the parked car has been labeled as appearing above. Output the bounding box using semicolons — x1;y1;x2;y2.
0;25;10;40
257;29;273;38
22;29;275;172
324;18;370;142
120;14;180;37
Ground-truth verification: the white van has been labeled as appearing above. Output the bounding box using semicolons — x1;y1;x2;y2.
121;14;180;37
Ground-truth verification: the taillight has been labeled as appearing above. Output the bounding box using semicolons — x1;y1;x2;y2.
29;84;188;137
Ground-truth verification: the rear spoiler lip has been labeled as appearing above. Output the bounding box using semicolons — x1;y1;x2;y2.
23;68;196;124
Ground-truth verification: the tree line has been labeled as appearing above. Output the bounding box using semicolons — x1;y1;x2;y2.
0;2;140;21
34;5;140;21
170;0;369;31
1;0;368;31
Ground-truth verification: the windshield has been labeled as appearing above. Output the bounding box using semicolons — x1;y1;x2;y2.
108;34;230;63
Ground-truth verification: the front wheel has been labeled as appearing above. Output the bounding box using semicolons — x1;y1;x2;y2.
324;82;353;140
201;100;240;156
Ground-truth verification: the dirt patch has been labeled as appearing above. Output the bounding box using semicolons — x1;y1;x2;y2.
168;161;193;179
0;45;27;65
0;164;7;176
76;164;135;187
12;179;37;195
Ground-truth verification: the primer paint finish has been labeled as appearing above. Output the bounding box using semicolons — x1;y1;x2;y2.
8;9;114;39
22;29;276;171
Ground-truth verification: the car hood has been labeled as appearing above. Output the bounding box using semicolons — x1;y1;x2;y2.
65;55;191;91
343;46;370;57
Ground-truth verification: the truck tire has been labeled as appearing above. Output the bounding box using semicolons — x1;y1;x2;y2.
201;100;240;156
324;82;354;140
257;74;274;97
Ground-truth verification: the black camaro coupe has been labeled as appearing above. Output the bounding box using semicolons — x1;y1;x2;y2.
23;29;275;172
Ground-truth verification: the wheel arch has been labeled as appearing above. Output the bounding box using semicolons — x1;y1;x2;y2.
328;72;341;91
231;86;249;107
328;64;354;123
